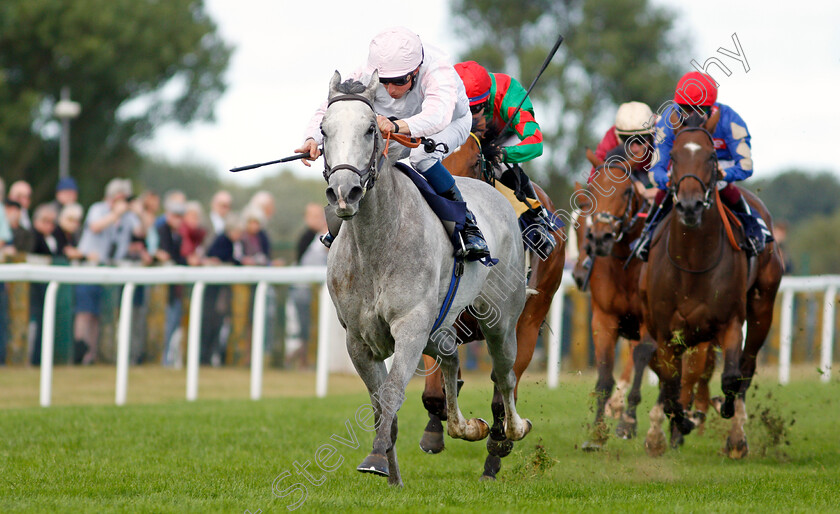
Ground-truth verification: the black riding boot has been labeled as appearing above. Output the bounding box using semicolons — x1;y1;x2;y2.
632;194;672;262
503;167;558;257
441;184;491;261
727;196;768;257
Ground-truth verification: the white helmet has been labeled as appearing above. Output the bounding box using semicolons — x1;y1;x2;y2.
366;27;423;79
615;101;655;136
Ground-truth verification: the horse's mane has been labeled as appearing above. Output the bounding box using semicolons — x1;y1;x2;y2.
336;79;367;94
682;110;707;129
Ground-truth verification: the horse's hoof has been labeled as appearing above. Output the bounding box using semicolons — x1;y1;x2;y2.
725;436;749;459
645;430;666;457
676;415;695;435
419;430;445;454
505;418;532;441
670;428;684;449
479;474;497;482
486;436;514;458
616;419;637;439
482;454;501;480
581;440;603;452
357;453;389;477
710;396;724;415
468;418;490;441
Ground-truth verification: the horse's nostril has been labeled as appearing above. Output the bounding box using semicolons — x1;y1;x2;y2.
346;186;364;204
585;232;593;240
325;187;338;205
675;202;685;212
602;232;614;241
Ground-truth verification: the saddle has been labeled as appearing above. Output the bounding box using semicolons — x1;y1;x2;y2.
394;162;497;266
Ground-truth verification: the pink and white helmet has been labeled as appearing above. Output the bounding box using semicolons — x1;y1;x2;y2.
366;27;424;78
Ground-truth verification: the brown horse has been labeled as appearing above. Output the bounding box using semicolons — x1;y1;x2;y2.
639;110;783;458
572;151;650;449
575;151;718;449
420;133;566;479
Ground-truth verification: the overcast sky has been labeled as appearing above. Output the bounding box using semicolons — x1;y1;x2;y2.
141;0;840;185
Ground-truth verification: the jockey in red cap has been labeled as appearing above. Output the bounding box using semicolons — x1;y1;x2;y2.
632;71;770;260
454;60;560;257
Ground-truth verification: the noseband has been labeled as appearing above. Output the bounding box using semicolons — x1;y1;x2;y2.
669;126;719;209
321;94;385;192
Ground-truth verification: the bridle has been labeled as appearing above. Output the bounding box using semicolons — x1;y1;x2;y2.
588;163;640;244
668;126;719;210
321;94;386;193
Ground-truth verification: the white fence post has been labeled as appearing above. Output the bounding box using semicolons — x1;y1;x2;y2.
316;283;331;398
251;281;268;400
186;281;205;401
547;286;564;389
779;288;794;385
115;283;136;406
39;281;59;407
821;286;836;383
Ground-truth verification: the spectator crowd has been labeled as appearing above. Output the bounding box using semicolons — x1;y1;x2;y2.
0;176;328;369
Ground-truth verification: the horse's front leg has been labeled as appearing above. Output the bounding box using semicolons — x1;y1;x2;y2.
617;333;655;439
583;309;618;450
716;318;749;459
358;322;430;486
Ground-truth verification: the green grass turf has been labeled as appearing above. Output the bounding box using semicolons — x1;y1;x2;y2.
1;372;838;513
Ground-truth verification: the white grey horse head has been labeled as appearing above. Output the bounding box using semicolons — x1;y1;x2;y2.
322;70;383;219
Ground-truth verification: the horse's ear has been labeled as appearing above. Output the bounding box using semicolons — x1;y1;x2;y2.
669;108;684;135
329;70;342;98
704;107;721;133
574;181;592;210
585;148;603;167
364;70;379;101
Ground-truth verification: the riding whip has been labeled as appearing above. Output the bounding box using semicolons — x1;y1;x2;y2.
229;152;315;173
494;32;565;140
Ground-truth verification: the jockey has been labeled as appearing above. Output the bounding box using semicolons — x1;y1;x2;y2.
576;101;658;278
296;27;489;260
453;60;559;257
588;101;657;194
633;71;769;260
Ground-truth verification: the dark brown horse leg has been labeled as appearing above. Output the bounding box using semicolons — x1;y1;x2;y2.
481;295;545;480
672;342;710;448
718;319;744;420
617;335;656;439
420;355;447;454
583;310;618;450
646;339;693;456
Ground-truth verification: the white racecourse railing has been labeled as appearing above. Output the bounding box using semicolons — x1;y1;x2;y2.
0;265;836;407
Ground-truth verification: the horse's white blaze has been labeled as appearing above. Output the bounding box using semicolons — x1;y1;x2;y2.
337;185;347;209
684;141;702;154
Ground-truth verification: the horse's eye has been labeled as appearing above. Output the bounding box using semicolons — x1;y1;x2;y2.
366;125;375;136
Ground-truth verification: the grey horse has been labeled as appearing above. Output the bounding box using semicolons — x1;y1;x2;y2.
322;71;531;486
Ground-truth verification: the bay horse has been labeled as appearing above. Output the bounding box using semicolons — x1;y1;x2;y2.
575;150;716;449
573;150;648;449
419;132;566;479
639;109;783;458
323;71;531;486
